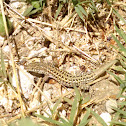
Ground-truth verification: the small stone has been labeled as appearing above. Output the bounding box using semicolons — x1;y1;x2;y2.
12;65;34;99
106;99;117;113
100;112;111;126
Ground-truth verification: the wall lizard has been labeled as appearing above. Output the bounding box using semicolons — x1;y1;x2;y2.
24;59;118;89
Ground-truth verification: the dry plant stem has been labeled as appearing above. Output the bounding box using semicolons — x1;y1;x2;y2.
31;77;42;101
36;76;49;102
4;2;55;43
5;2;101;63
73;45;98;63
115;2;126;6
26;18;102;36
16;65;53;105
5;3;94;61
32;78;42;95
106;7;113;22
4;2;25;20
27;18;92;34
80;91;118;111
61;12;77;27
0;1;25;117
46;0;53;23
34;78;43;102
17;64;74;101
81;94;116;110
0;113;17;118
7;89;75;124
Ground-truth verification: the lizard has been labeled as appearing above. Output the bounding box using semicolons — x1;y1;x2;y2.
24;59;118;89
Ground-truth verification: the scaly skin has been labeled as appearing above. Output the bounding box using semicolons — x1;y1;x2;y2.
24;59;118;89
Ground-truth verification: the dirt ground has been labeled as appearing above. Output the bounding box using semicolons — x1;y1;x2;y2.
0;0;126;125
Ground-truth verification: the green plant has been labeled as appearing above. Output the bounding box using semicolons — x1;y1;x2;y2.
106;25;126;125
55;0;98;22
0;49;10;83
34;85;91;126
33;83;112;126
32;24;126;126
0;14;13;37
0;49;15;94
23;0;46;17
8;118;40;126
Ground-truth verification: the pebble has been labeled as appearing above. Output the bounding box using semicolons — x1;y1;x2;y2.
100;112;111;126
106;99;117;113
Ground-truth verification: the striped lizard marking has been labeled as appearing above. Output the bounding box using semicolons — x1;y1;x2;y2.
24;59;118;89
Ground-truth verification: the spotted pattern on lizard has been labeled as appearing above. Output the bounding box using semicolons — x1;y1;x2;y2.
24;59;118;89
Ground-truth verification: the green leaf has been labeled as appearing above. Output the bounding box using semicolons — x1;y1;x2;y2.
60;117;72;126
113;9;126;25
40;0;46;7
28;7;42;16
55;3;63;19
17;117;39;126
69;95;78;125
110;121;126;126
112;107;126;116
35;114;64;126
75;6;85;22
105;0;111;5
77;4;88;17
107;70;124;84
118;101;126;106
78;108;90;126
91;110;108;126
112;66;126;73
1;49;7;78
111;34;126;56
79;1;90;4
120;82;126;90
73;83;80;101
63;97;73;105
52;97;62;114
0;78;4;82
72;0;79;6
112;111;121;122
118;54;126;63
111;34;125;50
120;59;126;69
90;0;98;12
31;1;40;8
81;96;90;105
119;95;126;99
23;0;44;17
0;14;13;37
45;101;52;117
23;6;34;16
115;25;126;43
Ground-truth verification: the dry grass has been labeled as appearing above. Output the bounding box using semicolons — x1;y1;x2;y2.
0;0;126;125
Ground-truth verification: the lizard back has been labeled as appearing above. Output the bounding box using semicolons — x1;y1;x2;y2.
24;59;118;89
24;62;95;88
